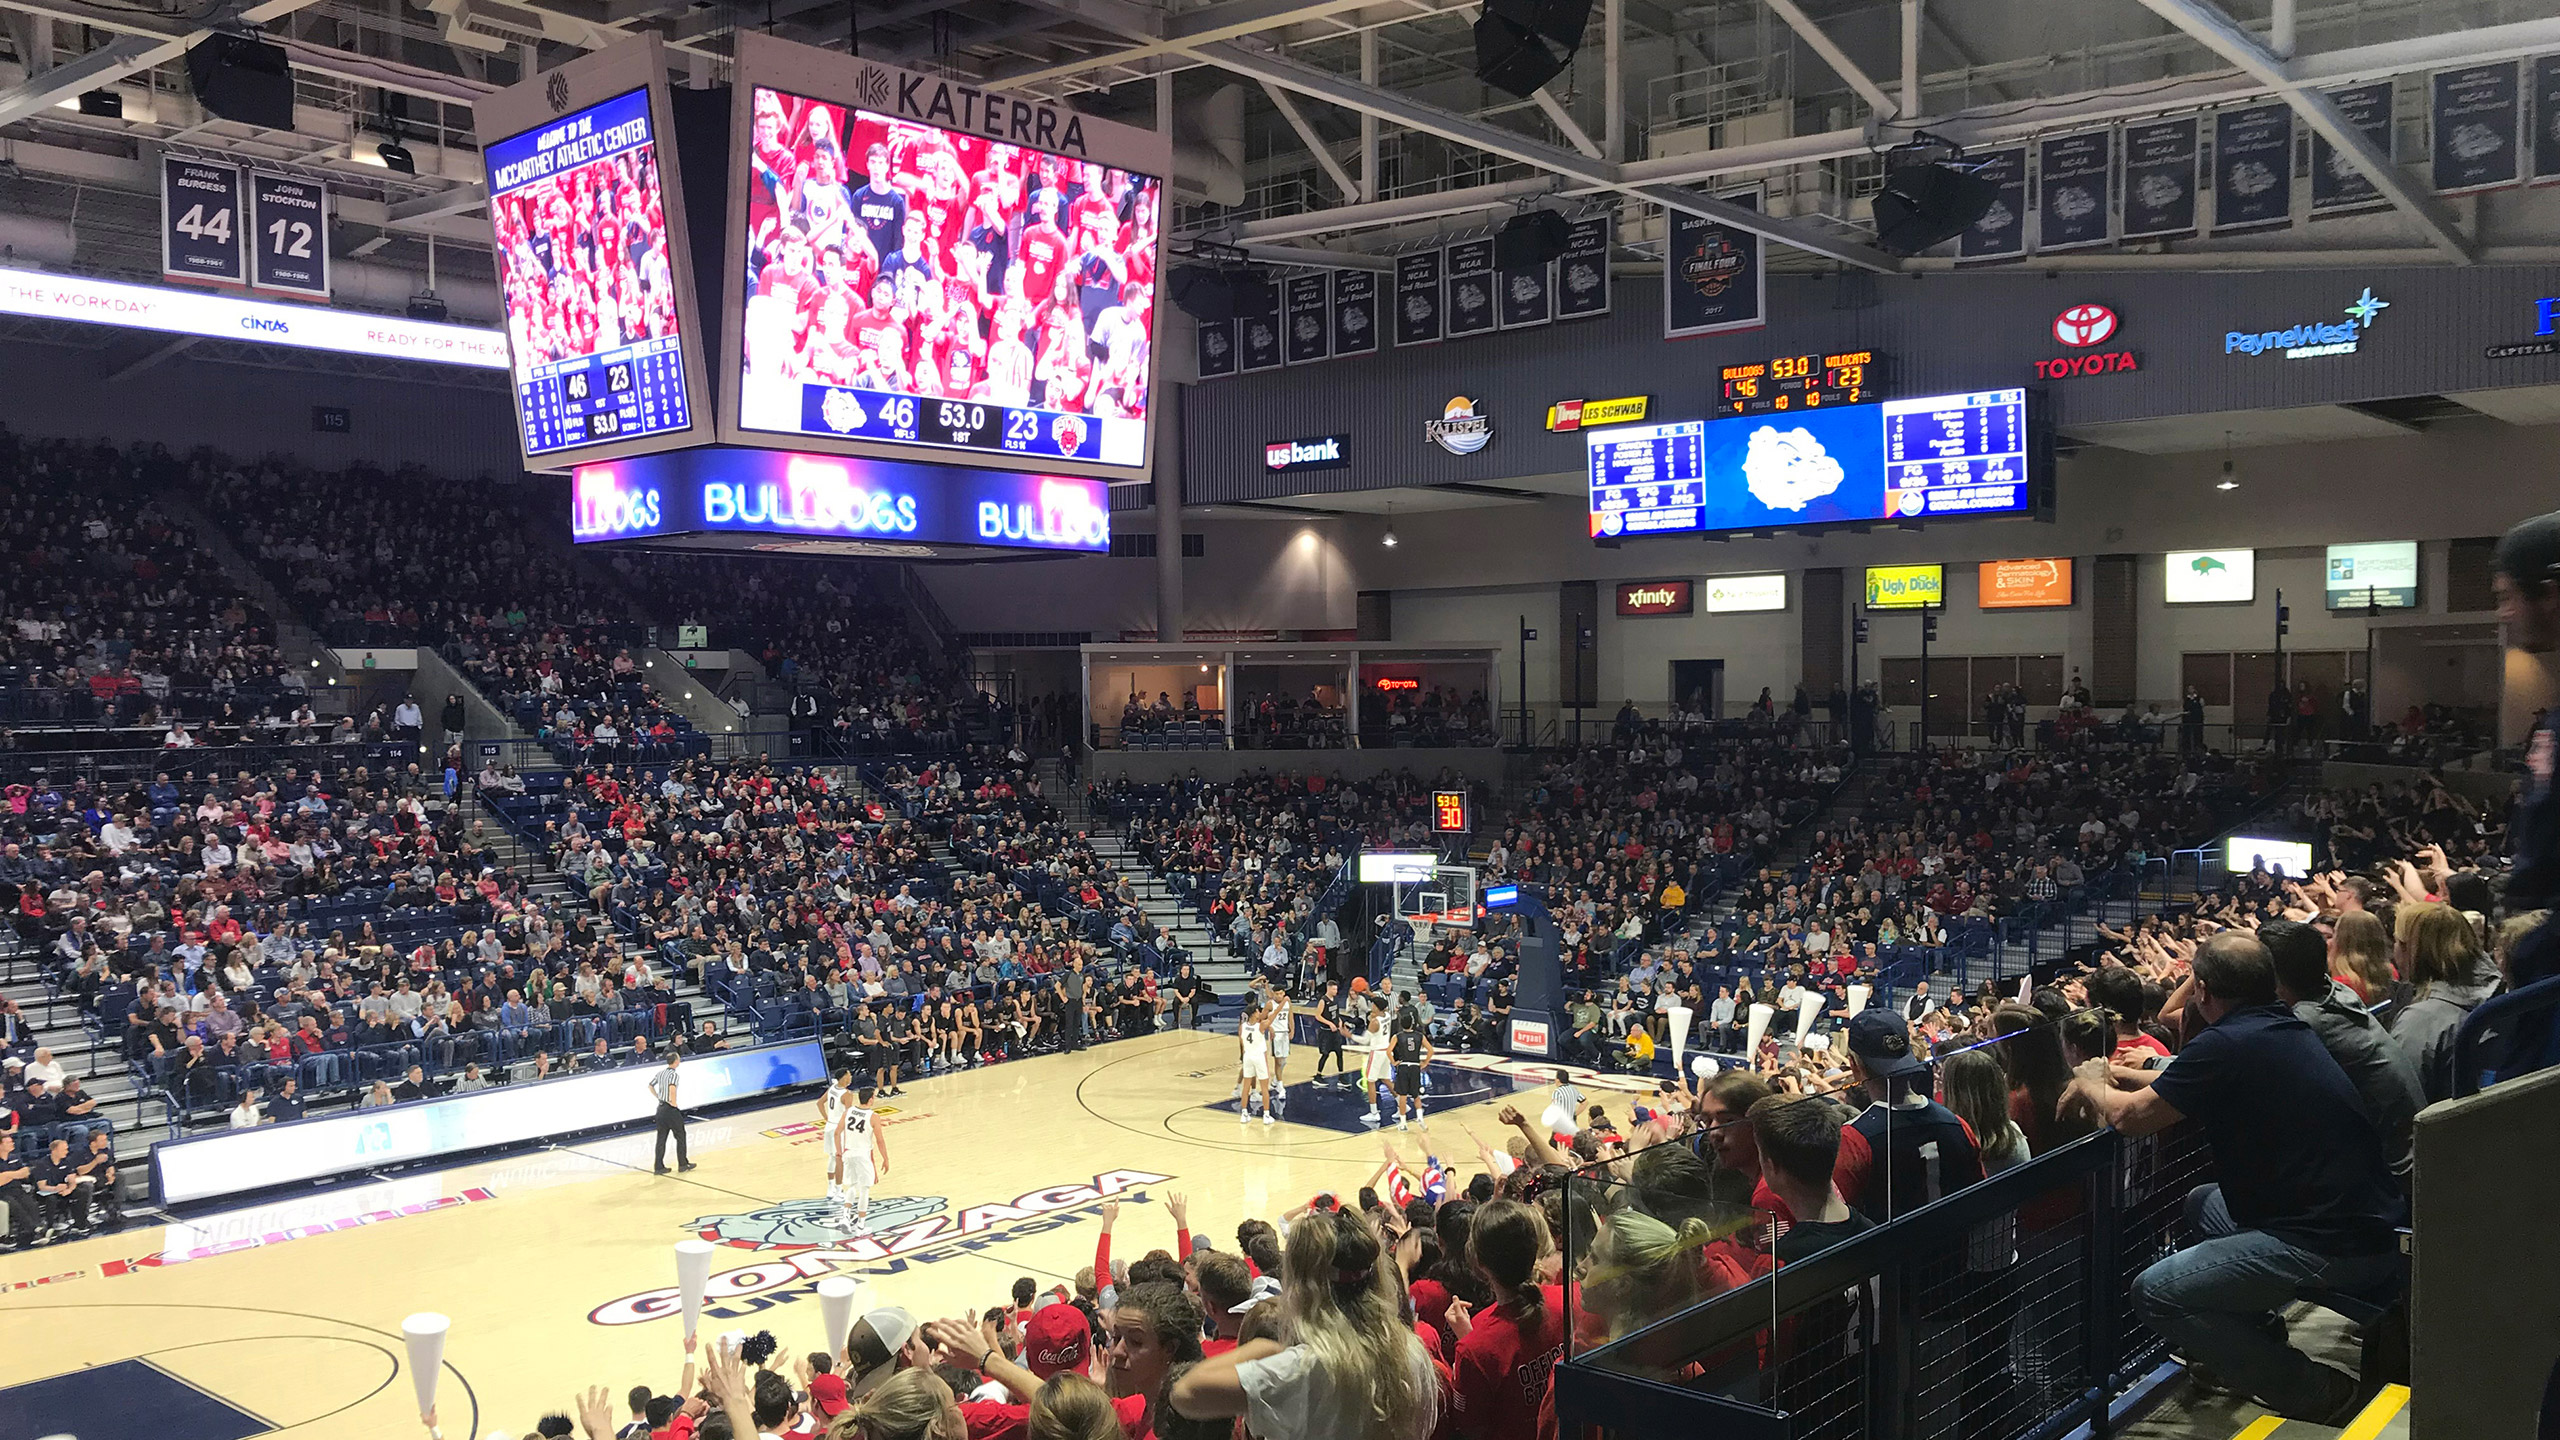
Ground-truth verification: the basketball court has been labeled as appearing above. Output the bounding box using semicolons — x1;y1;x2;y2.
0;1029;1655;1440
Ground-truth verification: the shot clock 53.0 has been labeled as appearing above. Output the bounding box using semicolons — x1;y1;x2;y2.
1718;350;1881;414
486;87;694;458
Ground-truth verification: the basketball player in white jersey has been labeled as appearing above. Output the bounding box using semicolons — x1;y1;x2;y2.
1237;999;1274;1127
833;1083;889;1233
1358;1009;1395;1127
819;1066;856;1212
1264;993;1290;1120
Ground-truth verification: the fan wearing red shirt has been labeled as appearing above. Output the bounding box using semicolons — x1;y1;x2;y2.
939;1304;1150;1440
1447;1200;1564;1440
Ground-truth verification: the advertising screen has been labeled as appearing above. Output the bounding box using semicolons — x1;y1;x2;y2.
487;87;694;458
154;1041;825;1205
1865;563;1945;609
2166;549;2256;603
2325;541;2417;609
1587;389;2033;538
1705;573;1787;612
730;59;1164;474
1358;852;1439;884
569;446;1110;555
0;266;507;369
2225;835;2315;878
1979;557;2075;608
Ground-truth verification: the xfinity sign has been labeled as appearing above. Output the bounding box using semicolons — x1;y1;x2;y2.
1265;435;1350;473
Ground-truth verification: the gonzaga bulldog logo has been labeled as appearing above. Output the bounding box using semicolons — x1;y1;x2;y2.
590;1170;1171;1326
690;1194;950;1251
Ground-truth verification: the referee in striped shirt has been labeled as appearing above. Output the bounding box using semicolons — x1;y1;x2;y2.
651;1052;695;1174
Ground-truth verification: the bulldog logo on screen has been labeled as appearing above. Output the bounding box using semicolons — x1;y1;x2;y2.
821;389;869;434
1740;425;1845;511
688;1195;949;1251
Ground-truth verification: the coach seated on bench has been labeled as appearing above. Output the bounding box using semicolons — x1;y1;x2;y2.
2065;932;2404;1424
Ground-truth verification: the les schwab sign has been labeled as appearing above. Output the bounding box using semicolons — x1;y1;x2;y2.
1615;580;1694;616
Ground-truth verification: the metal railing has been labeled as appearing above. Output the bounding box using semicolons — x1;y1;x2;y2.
1558;1119;2216;1440
0;738;424;788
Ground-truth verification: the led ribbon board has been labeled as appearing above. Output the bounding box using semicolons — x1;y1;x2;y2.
0;265;507;368
570;446;1110;554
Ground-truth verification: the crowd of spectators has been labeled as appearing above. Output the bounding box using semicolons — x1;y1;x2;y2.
617;553;971;756
197;461;631;651
1357;685;1497;748
0;748;730;1248
1098;769;1449;990
1;432;301;743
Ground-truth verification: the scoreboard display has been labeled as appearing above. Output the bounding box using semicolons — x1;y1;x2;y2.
477;37;713;468
720;37;1174;482
1718;349;1883;414
487;87;692;457
1432;789;1472;834
1589;387;2041;539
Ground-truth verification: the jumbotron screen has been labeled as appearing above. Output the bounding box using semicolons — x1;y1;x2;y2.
734;85;1161;469
486;87;693;458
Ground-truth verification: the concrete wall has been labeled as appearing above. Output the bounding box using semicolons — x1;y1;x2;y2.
2413;1061;2560;1440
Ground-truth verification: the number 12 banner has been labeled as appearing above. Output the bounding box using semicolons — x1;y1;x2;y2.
250;174;331;299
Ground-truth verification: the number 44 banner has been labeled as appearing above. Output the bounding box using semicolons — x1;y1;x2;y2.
163;156;246;285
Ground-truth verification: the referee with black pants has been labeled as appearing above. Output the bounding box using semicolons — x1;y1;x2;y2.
1060;957;1087;1053
652;1051;695;1174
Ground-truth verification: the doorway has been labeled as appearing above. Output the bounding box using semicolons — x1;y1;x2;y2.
1670;659;1725;718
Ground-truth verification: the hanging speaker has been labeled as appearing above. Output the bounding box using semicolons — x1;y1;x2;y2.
1168;264;1236;322
1494;210;1571;272
185;32;296;131
1870;160;1999;254
1473;13;1568;99
1488;0;1591;51
1226;267;1278;316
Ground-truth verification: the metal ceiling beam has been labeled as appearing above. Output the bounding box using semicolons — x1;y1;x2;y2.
1531;89;1602;159
1186;39;1900;269
0;0;321;128
1258;77;1361;199
2133;0;2472;263
0;32;159;127
1762;0;1894;117
388;183;488;223
986;0;1400;88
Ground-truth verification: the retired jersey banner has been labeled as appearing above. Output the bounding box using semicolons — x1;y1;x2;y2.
2313;81;2395;216
2036;131;2113;250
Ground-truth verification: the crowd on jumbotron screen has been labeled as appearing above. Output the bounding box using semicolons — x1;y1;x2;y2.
740;87;1160;419
490;142;682;374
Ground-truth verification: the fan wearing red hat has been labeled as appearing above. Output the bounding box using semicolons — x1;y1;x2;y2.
926;1306;1151;1440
